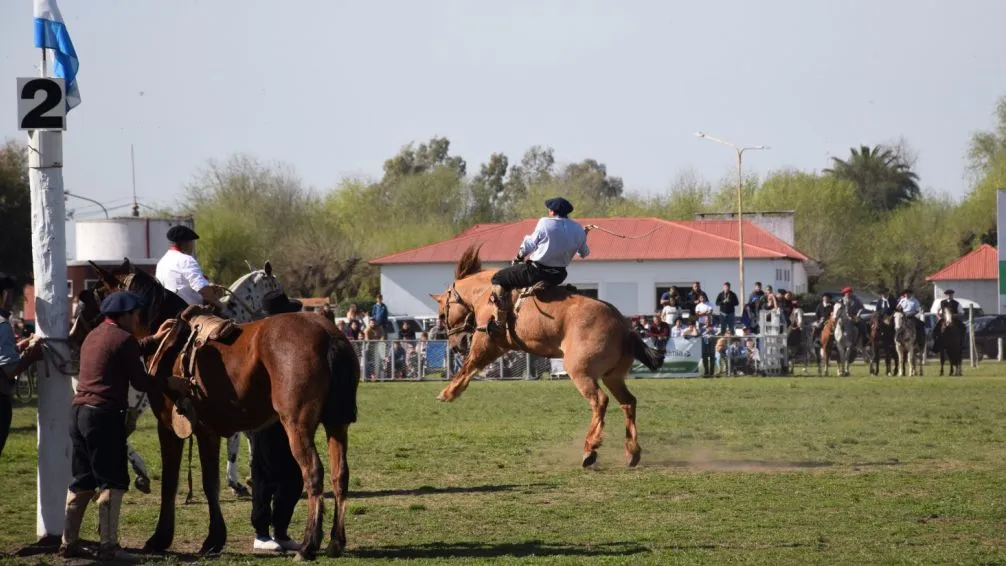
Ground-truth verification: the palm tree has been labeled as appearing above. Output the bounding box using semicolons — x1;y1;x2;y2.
823;145;920;211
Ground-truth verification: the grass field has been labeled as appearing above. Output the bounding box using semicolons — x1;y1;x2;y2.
3;362;1006;565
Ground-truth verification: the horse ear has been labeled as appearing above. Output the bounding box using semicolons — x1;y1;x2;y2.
429;293;444;302
89;261;119;289
264;261;272;277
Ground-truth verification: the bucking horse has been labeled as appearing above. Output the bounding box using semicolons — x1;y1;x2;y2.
430;244;664;468
72;259;358;560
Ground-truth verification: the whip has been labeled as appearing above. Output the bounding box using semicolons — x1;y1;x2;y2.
584;224;660;240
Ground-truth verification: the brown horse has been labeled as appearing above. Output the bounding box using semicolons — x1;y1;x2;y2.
74;260;358;560
868;314;897;376
430;244;664;468
935;307;964;376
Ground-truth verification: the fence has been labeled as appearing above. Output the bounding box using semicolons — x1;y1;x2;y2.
348;335;811;381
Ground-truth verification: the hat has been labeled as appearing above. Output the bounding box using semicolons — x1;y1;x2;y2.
841;287;853;294
944;289;955;295
544;197;574;217
262;290;302;315
166;225;199;243
100;291;145;315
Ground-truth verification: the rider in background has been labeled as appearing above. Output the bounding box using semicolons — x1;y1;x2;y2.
155;226;225;311
896;288;926;337
932;289;964;346
489;197;590;333
874;287;896;317
812;294;833;345
841;287;867;344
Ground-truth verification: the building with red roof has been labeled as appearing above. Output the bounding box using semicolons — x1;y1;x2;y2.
370;216;810;317
926;244;998;313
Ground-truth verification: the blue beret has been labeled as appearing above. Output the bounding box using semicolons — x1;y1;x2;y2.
100;291;145;315
545;197;574;217
167;225;199;243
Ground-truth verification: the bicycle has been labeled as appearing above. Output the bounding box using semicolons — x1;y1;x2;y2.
13;363;37;402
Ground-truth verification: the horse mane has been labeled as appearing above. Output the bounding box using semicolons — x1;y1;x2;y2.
455;243;484;280
126;268;189;331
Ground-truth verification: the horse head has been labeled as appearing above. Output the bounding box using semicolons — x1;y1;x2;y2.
221;261;282;323
431;244;490;356
941;306;954;327
831;302;847;321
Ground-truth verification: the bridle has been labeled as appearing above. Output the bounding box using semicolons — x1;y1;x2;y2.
443;282;477;340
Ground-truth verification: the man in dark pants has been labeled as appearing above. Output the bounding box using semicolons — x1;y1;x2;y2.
60;291;178;561
0;273;42;458
489;197;591;333
250;289;304;552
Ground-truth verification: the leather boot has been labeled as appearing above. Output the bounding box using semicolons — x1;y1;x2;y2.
60;489;94;558
490;284;510;332
98;489;140;563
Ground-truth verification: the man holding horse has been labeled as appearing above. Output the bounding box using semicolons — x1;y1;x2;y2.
155;225;225;311
60;291;181;561
489;197;591;332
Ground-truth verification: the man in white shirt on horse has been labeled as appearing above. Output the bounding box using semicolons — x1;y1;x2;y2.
489;197;591;333
155;225;225;310
897;288;925;336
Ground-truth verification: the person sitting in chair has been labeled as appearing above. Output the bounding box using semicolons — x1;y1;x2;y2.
249;289;304;552
489;197;591;333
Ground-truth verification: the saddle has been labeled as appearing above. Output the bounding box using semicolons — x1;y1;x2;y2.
492;282;580;334
167;305;239;439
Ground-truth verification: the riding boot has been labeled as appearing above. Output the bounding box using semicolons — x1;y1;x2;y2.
489;284;510;334
98;489;140;563
60;489;94;558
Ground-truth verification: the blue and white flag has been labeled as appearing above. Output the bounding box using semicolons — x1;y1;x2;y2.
33;0;80;111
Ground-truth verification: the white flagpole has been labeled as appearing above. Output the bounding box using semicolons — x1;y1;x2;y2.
29;39;73;541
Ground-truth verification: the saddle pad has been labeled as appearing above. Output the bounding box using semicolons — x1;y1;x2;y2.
180;304;238;343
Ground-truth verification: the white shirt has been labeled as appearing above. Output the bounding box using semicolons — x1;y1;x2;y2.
897;296;921;317
156;248;210;306
661;305;679;326
518;217;589;268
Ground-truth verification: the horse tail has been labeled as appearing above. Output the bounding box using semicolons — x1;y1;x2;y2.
323;332;360;426
630;331;665;371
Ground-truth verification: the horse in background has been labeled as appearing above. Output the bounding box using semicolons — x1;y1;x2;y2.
830;302;858;377
935;307;964;376
868;313;897;376
893;311;924;377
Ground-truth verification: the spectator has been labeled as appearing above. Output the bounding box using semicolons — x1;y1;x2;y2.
670;318;685;338
1;274;42;458
364;319;384;341
746;281;765;332
429;315;448;340
346;320;361;340
686;282;704;315
682;319;699;337
699;316;717;377
763;285;778;314
399;320;416;341
646;315;670;349
631;317;646;338
370;294;389;332
336;320;347;336
716;282;740;335
694;292;714;317
660;295;681;327
345;303;361;322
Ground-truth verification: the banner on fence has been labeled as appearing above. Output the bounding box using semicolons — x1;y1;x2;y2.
550;336;701;378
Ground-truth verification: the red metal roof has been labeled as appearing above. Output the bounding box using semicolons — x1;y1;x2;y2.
926;244;998;281
371;217;809;265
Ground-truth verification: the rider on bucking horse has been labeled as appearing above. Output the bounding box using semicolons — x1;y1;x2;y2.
489;197;591;334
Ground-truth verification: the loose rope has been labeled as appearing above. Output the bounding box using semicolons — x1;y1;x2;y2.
36;337;80;375
584;224;660;240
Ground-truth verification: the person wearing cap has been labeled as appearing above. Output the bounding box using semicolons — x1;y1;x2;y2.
248;289;303;552
156;225;224;310
60;291;181;561
896;288;926;337
840;287;867;344
812;293;834;343
488;197;590;332
0;273;42;458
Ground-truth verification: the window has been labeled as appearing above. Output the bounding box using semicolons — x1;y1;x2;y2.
84;279;100;290
579;288;599;300
655;283;692;308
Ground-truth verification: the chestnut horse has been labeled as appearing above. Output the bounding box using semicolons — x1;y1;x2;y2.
430;244;664;468
76;260;358;560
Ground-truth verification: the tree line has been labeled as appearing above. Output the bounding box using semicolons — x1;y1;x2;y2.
3;96;1006;308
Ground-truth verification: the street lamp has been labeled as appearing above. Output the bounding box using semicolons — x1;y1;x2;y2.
694;131;769;304
64;191;109;219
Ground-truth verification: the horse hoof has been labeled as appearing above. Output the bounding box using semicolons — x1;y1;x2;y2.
582;450;598;467
295;549;316;562
143;534;171;554
627;451;641;468
325;541;344;558
436;390;453;402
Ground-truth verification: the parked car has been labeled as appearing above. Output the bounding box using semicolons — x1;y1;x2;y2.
969;315;1006;360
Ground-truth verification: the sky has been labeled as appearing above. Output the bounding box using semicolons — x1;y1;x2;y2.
3;0;1006;235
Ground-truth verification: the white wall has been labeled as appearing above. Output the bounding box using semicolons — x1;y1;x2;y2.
932;280;998;314
380;257;809;317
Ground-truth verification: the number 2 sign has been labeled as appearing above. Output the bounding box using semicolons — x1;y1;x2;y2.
17;77;66;131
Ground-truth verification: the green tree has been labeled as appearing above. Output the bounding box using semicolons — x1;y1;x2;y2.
382;136;466;180
561;158;624;202
0;140;32;282
823;144;920;211
967;95;1006;178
